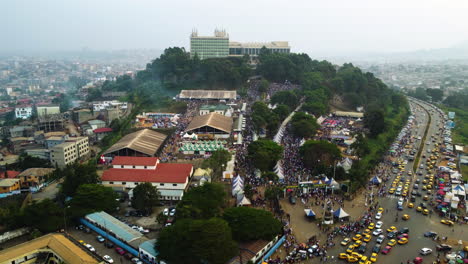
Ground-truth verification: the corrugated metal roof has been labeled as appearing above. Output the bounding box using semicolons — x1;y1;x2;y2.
0;233;99;264
103;129;168;156
185;113;233;134
179;90;236;100
86;211;142;243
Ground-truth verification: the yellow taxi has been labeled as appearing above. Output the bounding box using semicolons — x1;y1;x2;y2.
350;252;362;259
370;252;378;262
339;253;349;259
389;188;395;194
387;226;397;233
402;191;408;197
353;234;362;241
423;196;429;201
402;214;410;220
408;203;414;208
368;223;375;230
398;238;409;245
341;238;351;246
387;239;397;246
353;240;363;247
416;206;423;212
378;207;384;214
423;209;429;215
363;235;371;242
347;256;359;263
441;219;454;226
346;245;355;253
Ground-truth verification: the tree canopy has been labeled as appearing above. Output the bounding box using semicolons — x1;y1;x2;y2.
68;184;119;218
60;163;99;198
300;140;341;170
247;139;283;172
22;199;64;233
364;109;386;138
201;149;231;180
223;207;282;242
290;112;319;138
176;183;226;219
131;182;160;211
157;218;238;264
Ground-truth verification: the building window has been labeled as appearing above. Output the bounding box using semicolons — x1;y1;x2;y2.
160;183;164;186
173;184;177;187
109;182;114;184
144;166;147;169
133;166;136;168
121;165;124;168
122;182;126;185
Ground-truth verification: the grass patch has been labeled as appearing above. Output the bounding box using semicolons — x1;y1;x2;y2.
439;105;468;145
461;165;468;182
413;103;431;172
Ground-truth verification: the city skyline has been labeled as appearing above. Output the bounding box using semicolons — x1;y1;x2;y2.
1;0;468;57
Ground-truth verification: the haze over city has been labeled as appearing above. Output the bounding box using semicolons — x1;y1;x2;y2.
2;0;468;56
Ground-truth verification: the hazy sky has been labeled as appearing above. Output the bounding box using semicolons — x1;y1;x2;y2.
2;0;468;56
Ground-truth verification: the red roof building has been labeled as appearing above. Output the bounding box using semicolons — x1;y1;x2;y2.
2;171;21;179
93;127;113;133
101;156;193;200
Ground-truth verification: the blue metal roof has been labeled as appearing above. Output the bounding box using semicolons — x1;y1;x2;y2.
139;239;159;257
86;211;142;242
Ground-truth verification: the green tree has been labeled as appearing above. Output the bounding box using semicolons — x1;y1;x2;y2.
223;207;282;241
364;109;385;138
273;104;291;120
157;218;238;264
243;184;254;200
131;183;160;211
176;183;226;219
247;139;283;172
290;112;319;138
425;88;444;102
68;184;119;218
60;163;99;197
261;172;279;182
202;149;231;180
258;79;270;93
264;186;283;202
300;140;341;170
301;72;324;91
22;199;64;233
271;90;298;109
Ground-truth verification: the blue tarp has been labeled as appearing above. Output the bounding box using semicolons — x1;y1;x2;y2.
258;236;286;264
369;176;382;184
304;209;316;217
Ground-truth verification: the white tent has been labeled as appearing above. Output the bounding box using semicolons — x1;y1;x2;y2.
452;184;465;196
233;175;244;184
232;185;243;196
237;195;251;206
451;196;460;209
333;207;350;218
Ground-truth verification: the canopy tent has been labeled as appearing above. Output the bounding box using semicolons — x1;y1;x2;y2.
233;175;244;184
329;179;340;190
369;176;382;185
236;195;251;207
452;184;465;196
451;196;460;209
333;207;350;218
304;209;316;217
232;185;243;196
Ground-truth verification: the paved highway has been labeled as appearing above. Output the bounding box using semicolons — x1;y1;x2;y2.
330;99;467;264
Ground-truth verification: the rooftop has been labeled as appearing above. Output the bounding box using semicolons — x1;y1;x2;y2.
0;233;100;264
85;211;143;243
94;127;113;133
186;112;233;134
200;104;230;111
179;90;236;100
103;129;168;157
2;170;20;179
112;156;158;166
18;168;55;177
139;239;159;257
102;163;193;184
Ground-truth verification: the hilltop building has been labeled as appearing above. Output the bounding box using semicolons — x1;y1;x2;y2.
189;29;290;61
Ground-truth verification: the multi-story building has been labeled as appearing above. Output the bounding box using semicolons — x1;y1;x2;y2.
190;29;229;60
15;105;33;119
50;136;90;168
92;100;128;112
189;29;290;62
36;105;60;117
229;41;290;57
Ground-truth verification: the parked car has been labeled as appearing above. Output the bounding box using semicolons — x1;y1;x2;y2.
163;208;169;216
124;253;133;260
420;248;433;255
169;208;176;216
372;244;382;253
376;235;385;244
436;244;452;252
131;258;143;264
289;196;296;204
103;255;114;263
85;244;96;252
96;235;105;243
381;246;392;255
115;247;126;255
372;229;383;236
104;241;114;248
424;231;437;238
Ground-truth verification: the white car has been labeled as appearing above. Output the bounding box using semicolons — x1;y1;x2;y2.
103;255;114;263
85;244;96;252
375;221;383;229
375;212;382;220
169;208;176;216
420;248;433;256
163;208;169;216
138;227;150;234
372;229;383;236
